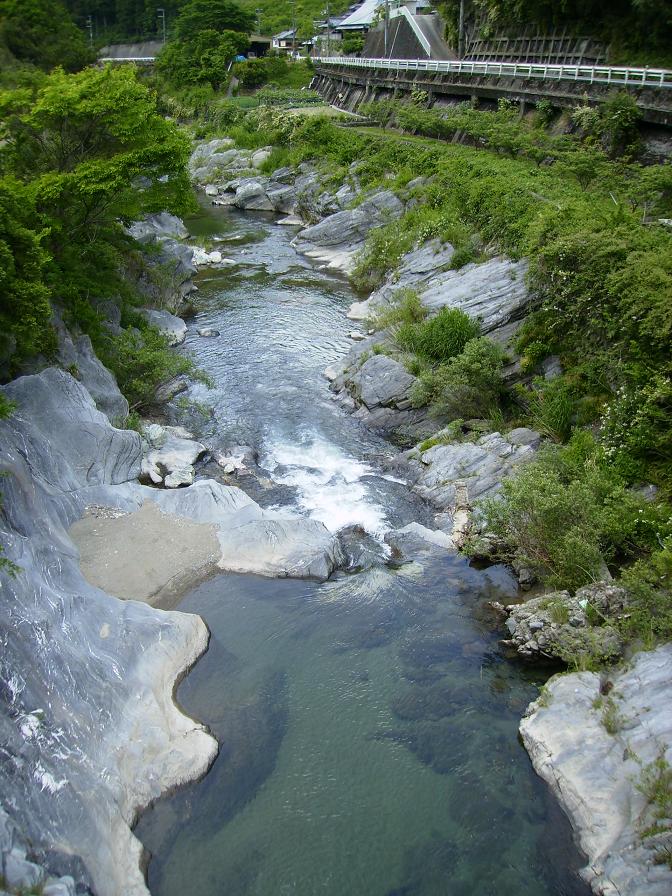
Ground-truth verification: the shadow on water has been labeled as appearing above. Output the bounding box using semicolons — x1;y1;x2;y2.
135;203;590;896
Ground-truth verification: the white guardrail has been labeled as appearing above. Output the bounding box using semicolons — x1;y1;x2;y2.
314;56;672;89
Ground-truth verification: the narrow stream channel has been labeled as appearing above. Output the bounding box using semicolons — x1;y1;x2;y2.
135;204;590;896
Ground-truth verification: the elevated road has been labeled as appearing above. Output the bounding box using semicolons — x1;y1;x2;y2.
312;56;672;126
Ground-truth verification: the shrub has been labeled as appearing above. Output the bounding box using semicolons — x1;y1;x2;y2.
103;325;201;412
523;378;576;443
429;337;505;419
371;288;427;330
478;432;671;591
618;539;672;645
396;307;480;364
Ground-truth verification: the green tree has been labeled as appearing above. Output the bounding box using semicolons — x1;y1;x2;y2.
0;0;92;71
173;0;255;38
1;65;192;358
0;179;53;374
157;28;249;88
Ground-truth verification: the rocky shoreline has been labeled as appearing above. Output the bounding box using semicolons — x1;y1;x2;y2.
0;136;670;896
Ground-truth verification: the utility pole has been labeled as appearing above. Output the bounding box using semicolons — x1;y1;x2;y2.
325;0;330;56
291;0;297;56
157;7;166;44
384;0;389;58
86;15;94;49
458;0;465;59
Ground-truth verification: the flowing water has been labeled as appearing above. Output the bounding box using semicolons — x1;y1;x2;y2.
135;205;589;896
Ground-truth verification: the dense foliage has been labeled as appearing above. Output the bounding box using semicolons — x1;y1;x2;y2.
437;0;672;62
0;0;92;72
0;65;194;383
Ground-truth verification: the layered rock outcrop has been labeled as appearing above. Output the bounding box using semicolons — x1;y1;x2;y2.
521;645;672;896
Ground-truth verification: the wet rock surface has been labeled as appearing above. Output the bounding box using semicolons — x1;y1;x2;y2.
521;644;672;896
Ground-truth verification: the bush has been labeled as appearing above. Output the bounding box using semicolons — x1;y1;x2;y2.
371;288;427;330
103;325;200;412
396;307;480;364
479;432;672;591
523;378;576;443
430;337;505;419
619;539;672;645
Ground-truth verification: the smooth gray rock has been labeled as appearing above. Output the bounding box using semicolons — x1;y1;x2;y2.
4;848;45;891
55;319;128;424
128;212;188;243
0;369;217;896
350;241;530;338
347;355;417;410
292;189;404;273
521;644;672;896
412;430;538;510
234;179;274;211
140;309;187;346
252;148;272;169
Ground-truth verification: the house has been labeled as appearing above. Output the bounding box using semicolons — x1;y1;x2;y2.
272;29;297;52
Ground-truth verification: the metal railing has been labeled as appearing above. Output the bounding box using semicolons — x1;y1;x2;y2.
313;56;672;89
99;56;156;62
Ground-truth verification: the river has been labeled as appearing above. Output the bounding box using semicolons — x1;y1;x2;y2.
134;204;590;896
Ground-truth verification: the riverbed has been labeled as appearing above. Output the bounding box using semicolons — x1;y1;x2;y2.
135;205;589;896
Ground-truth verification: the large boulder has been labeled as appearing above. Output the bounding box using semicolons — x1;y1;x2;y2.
234;179;274;211
55;319;128;424
292;189;404;273
521;644;672;896
347;354;417;410
127;212;188;243
349;241;531;340
411;429;539;511
140;308;187;346
141;423;206;488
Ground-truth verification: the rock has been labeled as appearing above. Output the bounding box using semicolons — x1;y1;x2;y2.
234;180;273;211
542;355;562;380
43;879;76;896
4;848;45;891
276;214;304;226
128;212;188;243
501;583;627;662
0;368;217;896
270;166;294;183
153;375;189;404
164;465;195;488
141;428;206;489
216;517;343;580
385;522;456;559
144;423;167;448
265;182;296;213
351;241;530;339
192;247;224;266
251;148;272;169
349;331;366;341
204;184;219;197
521;644;672;896
197;328;220;338
292;189;404;274
347;355;417;410
55;315;128;424
411;430;537;511
506;427;542;449
140;309;187;346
